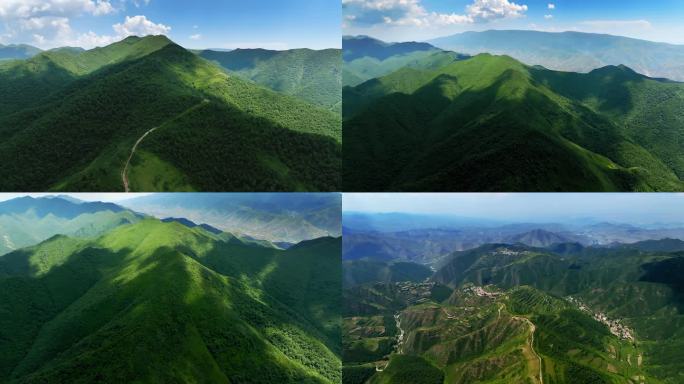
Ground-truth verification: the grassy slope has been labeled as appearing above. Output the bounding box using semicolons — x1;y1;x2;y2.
343;53;684;192
0;220;341;383
0;36;341;192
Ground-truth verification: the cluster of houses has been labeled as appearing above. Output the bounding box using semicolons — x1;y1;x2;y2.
567;296;635;341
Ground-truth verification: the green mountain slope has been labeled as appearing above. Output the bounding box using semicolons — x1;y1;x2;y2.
343;52;684;191
0;219;341;383
0;36;341;192
199;48;342;112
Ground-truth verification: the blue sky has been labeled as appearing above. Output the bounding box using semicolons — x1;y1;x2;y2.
343;193;684;224
343;0;684;44
0;0;340;50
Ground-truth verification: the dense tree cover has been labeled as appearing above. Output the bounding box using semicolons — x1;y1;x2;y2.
199;48;342;113
0;36;340;191
343;51;684;191
0;219;342;383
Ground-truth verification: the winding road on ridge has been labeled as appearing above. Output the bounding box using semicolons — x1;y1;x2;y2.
121;100;210;192
513;315;543;384
122;126;158;192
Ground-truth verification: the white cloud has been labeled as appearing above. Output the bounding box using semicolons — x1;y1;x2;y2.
189;33;201;40
113;15;171;37
548;3;555;10
343;0;528;28
466;0;528;22
0;0;120;48
0;0;115;19
544;14;553;19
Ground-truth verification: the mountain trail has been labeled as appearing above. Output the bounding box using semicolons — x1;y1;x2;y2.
121;100;210;192
512;315;543;384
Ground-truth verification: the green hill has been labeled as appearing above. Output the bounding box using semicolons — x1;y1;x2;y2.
343;51;684;191
0;219;342;383
198;48;342;112
0;36;341;192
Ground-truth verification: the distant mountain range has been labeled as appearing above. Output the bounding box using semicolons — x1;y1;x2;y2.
342;36;468;87
121;193;341;243
0;35;341;192
343;36;684;191
0;195;341;383
429;30;684;82
0;196;142;255
0;43;41;60
342;216;684;265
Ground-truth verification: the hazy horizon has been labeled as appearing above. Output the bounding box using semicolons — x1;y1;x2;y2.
343;193;684;225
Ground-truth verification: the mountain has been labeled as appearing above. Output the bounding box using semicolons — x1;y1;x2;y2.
344;280;650;383
342;36;468;87
343;36;437;62
506;229;572;247
0;196;142;255
344;239;684;383
429;30;684;82
343;49;684;191
0;43;41;60
429;244;684;382
0;35;341;192
618;238;684;252
343;260;432;288
0;216;342;383
121;193;341;243
198;48;342;112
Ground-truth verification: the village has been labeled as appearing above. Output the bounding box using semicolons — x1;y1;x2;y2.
567;296;635;341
